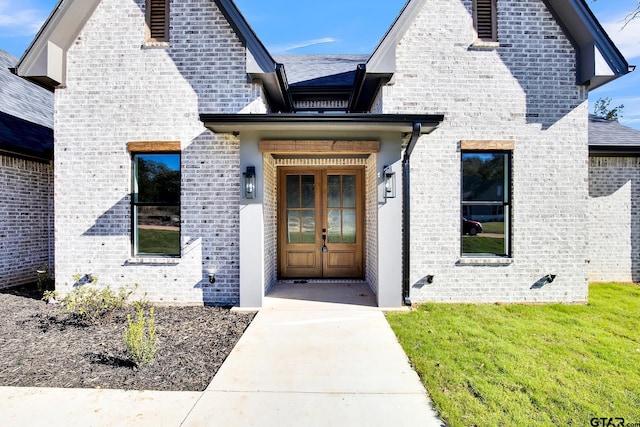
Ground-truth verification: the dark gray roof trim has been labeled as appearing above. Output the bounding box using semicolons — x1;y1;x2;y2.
544;0;632;89
0;111;53;161
200;113;444;134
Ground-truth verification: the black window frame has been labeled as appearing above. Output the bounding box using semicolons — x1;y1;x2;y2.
132;152;181;257
461;150;511;257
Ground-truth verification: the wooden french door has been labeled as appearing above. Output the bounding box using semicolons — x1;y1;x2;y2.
278;167;364;279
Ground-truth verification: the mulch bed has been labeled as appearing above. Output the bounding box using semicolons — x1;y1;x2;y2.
0;284;255;392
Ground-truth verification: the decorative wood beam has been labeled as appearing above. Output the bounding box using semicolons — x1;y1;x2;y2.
259;140;379;154
127;141;181;152
460;140;515;151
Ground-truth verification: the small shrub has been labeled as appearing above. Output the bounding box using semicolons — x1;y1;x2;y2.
42;290;59;304
59;276;135;324
123;306;159;367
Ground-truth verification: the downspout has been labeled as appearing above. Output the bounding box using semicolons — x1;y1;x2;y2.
402;122;422;306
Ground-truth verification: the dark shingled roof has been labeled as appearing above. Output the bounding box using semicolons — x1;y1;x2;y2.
0;49;53;160
273;55;368;86
589;114;640;147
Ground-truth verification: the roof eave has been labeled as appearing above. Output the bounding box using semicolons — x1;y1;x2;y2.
589;145;640;156
199;113;444;134
544;0;631;89
14;0;101;90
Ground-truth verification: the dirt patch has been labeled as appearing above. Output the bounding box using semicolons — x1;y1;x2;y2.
0;284;254;392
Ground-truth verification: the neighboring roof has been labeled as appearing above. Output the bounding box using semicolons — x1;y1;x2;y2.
0;49;53;161
0;50;53;129
273;55;368;86
589;114;640;155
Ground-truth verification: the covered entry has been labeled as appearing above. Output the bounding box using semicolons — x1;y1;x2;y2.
278;167;364;279
200;113;443;308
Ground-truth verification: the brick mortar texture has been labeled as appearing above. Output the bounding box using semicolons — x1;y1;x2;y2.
0;155;53;288
381;0;589;302
588;156;640;282
54;0;265;304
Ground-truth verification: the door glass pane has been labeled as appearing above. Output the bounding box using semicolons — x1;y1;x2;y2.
342;210;356;243
287;210;301;243
342;175;356;208
286;175;300;208
301;211;315;243
327;209;341;243
327;175;341;208
301;175;315;208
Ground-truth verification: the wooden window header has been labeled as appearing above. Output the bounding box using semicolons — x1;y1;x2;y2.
128;141;181;153
473;0;497;42
259;140;380;154
461;140;514;151
146;0;169;42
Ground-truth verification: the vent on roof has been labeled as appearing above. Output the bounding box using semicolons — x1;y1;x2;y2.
147;0;169;42
473;0;497;42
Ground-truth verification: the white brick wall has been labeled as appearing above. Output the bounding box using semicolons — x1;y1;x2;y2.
53;0;592;305
380;0;589;302
588;156;640;282
0;155;53;288
54;0;263;304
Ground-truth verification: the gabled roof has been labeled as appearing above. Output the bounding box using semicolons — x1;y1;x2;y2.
0;50;53;161
589;114;640;155
15;0;632;112
543;0;632;89
368;0;632;89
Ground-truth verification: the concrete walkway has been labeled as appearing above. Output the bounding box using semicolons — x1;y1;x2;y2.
0;282;444;426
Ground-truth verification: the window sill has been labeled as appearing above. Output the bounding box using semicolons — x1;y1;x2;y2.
469;41;500;50
125;256;181;266
142;41;170;49
456;257;513;266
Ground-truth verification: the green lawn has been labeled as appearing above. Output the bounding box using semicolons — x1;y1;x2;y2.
462;236;504;254
138;228;180;255
386;283;640;427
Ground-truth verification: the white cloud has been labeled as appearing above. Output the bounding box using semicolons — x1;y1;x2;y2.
0;0;48;37
271;38;337;53
601;15;640;60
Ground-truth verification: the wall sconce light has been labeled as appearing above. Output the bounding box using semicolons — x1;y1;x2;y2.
208;273;216;284
426;275;434;284
544;274;556;284
243;166;256;199
384;166;396;199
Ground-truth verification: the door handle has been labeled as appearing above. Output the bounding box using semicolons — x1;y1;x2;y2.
322;228;328;252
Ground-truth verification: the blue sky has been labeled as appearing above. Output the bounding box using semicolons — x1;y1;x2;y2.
1;0;638;129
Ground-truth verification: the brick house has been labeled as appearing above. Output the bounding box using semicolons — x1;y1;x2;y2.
0;50;54;289
14;0;631;306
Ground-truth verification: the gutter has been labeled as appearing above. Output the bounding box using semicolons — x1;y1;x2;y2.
402;122;422;306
